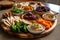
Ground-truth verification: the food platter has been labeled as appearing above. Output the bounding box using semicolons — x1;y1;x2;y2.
0;1;57;38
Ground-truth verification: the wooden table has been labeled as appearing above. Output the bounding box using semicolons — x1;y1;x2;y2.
0;2;60;40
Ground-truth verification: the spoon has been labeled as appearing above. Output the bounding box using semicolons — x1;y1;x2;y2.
50;10;59;16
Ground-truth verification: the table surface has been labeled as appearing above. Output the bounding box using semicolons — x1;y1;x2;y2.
0;2;60;40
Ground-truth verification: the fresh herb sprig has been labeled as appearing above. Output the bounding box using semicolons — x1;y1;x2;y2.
10;21;28;32
12;7;23;14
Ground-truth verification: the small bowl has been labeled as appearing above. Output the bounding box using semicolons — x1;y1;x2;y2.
13;12;24;16
12;8;24;16
27;24;45;34
42;11;56;21
34;6;50;15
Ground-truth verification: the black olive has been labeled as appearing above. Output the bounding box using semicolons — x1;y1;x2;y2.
25;12;33;16
37;2;41;5
24;12;38;20
36;6;50;12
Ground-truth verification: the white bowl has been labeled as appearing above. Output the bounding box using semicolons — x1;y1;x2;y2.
42;13;56;21
42;11;57;21
27;24;45;34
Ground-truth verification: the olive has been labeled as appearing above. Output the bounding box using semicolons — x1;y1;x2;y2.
36;6;50;12
24;12;38;20
25;12;33;16
37;2;41;5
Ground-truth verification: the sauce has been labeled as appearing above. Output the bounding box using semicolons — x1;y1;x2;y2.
42;13;55;20
29;23;44;31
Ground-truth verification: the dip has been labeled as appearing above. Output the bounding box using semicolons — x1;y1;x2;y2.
42;13;56;21
27;23;45;34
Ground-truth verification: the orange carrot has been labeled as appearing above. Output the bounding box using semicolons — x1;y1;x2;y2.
33;19;53;30
23;6;33;11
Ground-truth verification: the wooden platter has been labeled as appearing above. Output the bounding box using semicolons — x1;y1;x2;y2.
0;1;57;38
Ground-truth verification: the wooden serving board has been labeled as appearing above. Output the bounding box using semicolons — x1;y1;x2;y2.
0;1;57;38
